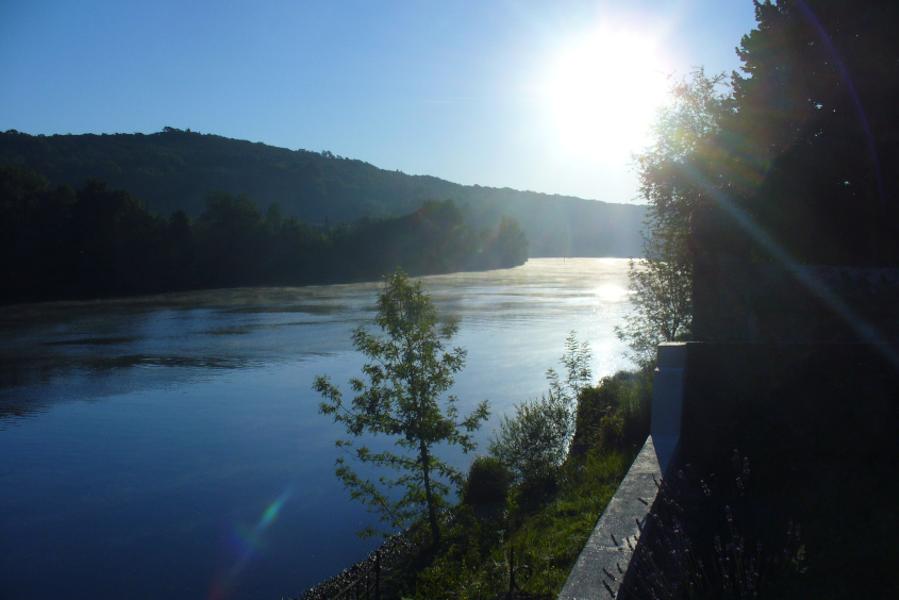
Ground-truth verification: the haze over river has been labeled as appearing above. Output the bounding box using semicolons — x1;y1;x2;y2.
0;258;634;599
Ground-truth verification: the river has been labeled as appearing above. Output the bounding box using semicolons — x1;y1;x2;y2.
0;258;634;599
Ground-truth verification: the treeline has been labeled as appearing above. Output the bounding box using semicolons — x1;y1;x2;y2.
0;167;527;303
0;128;646;257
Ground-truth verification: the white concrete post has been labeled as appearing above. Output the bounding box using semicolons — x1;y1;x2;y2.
650;342;686;473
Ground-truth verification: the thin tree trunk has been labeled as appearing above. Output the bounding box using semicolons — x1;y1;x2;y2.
419;442;441;547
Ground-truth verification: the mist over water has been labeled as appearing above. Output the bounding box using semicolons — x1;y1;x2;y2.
0;258;634;599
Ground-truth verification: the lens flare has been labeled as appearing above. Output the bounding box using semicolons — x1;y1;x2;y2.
209;488;293;600
686;164;899;369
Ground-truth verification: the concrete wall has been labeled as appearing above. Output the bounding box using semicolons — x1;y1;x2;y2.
558;344;686;599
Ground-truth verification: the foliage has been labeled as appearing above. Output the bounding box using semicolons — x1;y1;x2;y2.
302;368;651;599
489;395;572;489
478;216;529;269
724;0;899;266
616;254;692;367
0;167;528;303
468;370;649;596
569;369;653;458
462;456;512;512
619;0;899;351
617;71;730;365
490;332;592;486
499;450;630;595
545;330;593;406
414;446;632;599
0;128;646;258
313;271;489;545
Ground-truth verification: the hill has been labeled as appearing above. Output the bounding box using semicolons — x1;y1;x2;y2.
0;129;645;257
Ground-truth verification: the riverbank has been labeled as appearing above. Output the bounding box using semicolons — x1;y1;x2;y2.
296;369;652;599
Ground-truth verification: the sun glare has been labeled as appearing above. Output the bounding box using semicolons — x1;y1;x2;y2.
541;27;671;162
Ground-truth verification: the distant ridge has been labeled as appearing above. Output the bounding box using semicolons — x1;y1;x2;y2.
0;128;645;257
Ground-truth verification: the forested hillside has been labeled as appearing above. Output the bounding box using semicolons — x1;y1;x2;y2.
0;167;527;303
0;128;645;257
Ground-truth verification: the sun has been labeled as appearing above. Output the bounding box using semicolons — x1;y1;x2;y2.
541;27;671;162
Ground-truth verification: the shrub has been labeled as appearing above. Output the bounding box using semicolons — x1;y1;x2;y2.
489;332;596;491
569;370;652;457
463;456;512;511
597;411;626;450
489;395;572;487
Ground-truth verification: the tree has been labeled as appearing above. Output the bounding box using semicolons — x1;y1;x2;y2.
546;330;593;405
617;70;730;366
489;395;571;486
725;0;899;265
313;271;489;545
193;192;264;286
479;216;528;269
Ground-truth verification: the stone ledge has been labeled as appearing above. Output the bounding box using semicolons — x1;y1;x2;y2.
559;343;686;599
557;436;664;600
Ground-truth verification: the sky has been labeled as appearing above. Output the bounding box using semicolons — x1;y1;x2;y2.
0;1;757;203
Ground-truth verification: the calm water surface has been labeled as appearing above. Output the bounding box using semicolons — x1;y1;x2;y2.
0;258;634;599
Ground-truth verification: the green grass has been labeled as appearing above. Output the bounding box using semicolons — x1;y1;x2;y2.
403;369;652;599
411;448;634;599
502;449;631;594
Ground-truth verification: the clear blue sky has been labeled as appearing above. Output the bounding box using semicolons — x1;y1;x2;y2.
0;1;756;203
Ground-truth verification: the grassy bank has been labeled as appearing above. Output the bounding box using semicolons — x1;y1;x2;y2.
414;448;633;598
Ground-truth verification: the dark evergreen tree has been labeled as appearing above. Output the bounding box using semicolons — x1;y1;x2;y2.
726;0;899;265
